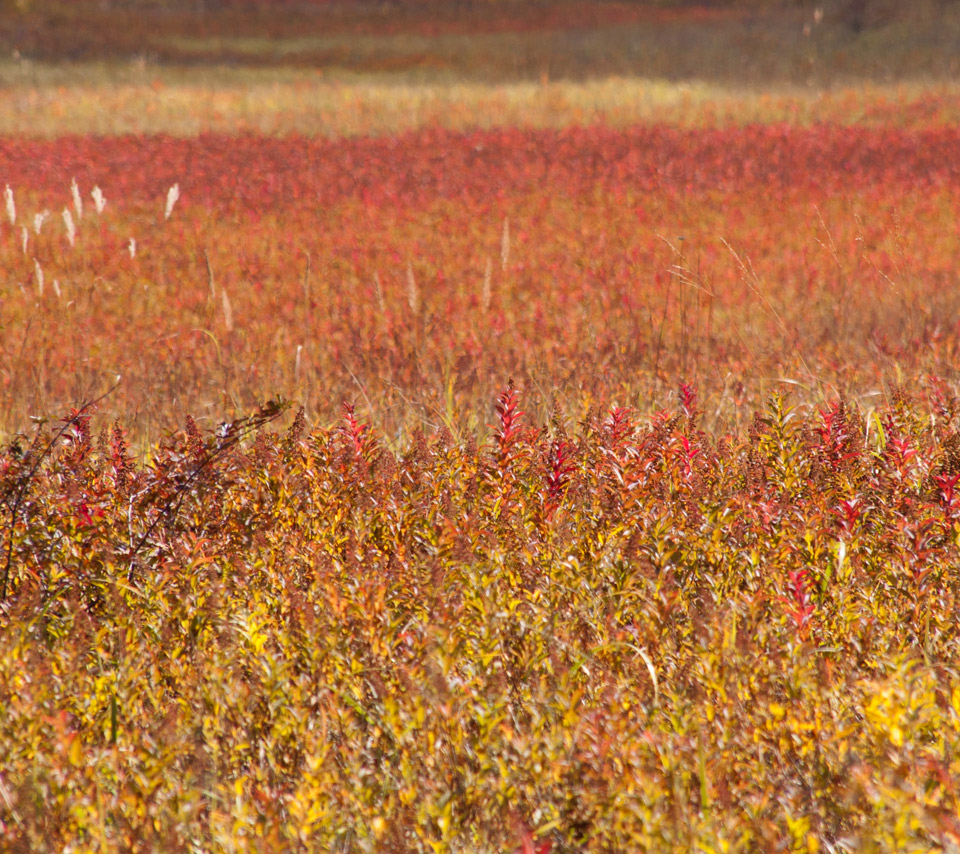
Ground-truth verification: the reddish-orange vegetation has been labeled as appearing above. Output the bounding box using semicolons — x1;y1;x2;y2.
3;109;960;850
1;123;959;437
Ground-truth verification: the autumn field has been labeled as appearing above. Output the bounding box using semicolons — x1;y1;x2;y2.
3;1;960;852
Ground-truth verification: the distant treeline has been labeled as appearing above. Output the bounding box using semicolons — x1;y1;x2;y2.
3;0;959;33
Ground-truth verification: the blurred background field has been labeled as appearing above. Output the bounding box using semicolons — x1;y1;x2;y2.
2;0;960;136
4;0;960;83
5;71;960;136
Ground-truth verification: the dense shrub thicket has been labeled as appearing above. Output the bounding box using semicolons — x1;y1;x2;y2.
1;384;959;852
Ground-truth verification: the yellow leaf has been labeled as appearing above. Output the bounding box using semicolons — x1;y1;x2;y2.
68;735;82;767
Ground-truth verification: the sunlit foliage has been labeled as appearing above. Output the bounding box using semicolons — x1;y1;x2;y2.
2;123;960;441
3;4;960;846
1;382;960;850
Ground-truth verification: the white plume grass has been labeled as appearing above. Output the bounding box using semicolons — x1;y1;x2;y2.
165;183;180;220
4;185;15;226
71;178;83;220
62;208;76;247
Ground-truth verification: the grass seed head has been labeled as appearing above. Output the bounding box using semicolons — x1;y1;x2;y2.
406;262;419;314
70;178;83;220
62;208;75;247
91;186;106;215
164;183;180;220
4;184;14;226
221;287;234;332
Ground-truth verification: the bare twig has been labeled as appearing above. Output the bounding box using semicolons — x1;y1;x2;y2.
125;398;287;579
1;378;121;601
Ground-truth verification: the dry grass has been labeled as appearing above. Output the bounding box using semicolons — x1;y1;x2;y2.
2;62;960;137
2;0;959;138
